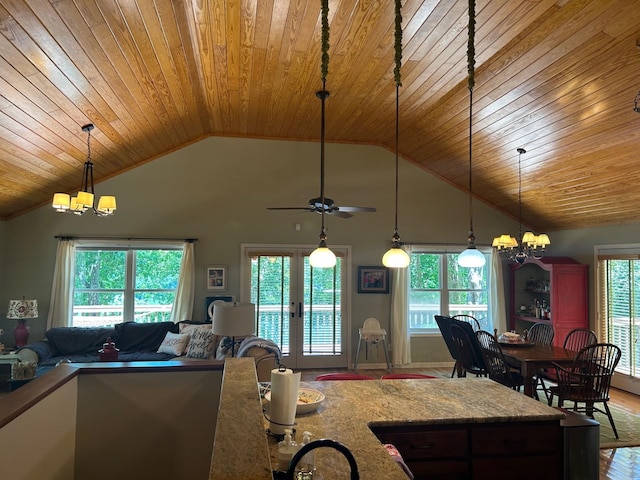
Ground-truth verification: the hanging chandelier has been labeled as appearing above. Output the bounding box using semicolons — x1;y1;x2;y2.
492;148;550;264
309;0;336;269
382;0;410;269
52;123;116;216
458;0;486;268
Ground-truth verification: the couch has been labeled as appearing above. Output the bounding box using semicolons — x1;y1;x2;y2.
16;321;281;382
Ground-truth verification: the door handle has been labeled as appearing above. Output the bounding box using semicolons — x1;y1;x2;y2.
298;302;303;318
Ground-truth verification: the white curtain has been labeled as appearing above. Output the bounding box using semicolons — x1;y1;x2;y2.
390;246;411;366
170;241;196;323
490;249;507;334
47;238;75;329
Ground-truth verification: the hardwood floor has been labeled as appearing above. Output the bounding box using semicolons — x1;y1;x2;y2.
300;366;640;480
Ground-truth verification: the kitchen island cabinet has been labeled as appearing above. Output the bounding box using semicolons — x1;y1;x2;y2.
211;359;565;479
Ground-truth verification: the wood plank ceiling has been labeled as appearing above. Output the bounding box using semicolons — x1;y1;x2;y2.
1;0;639;232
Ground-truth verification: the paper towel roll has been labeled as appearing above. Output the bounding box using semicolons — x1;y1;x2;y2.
269;366;301;436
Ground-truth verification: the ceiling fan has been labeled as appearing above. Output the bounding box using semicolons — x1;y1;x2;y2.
267;195;376;219
266;96;377;219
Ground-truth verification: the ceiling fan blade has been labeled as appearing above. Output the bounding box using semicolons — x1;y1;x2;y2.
266;207;313;211
335;206;377;213
327;210;353;219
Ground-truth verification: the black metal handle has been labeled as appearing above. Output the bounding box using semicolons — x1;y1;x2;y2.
298;302;302;318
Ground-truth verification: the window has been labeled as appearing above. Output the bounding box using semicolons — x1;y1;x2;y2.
409;249;490;334
597;254;640;379
72;241;183;327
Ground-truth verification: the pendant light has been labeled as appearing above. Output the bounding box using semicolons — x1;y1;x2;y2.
492;148;551;264
458;0;486;268
52;123;116;216
309;0;336;269
382;0;410;269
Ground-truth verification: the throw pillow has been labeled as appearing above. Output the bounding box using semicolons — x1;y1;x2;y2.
157;332;190;356
179;322;212;336
185;329;217;359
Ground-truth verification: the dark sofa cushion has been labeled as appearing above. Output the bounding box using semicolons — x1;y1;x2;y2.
46;326;116;356
114;321;178;352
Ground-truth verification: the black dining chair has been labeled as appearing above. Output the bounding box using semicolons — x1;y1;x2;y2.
436;315;483;378
547;342;622;438
525;322;555;344
451;314;481;332
476;330;524;391
538;328;597;402
450;324;487;378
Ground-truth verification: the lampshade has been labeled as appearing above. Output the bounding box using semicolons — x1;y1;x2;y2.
212;302;256;338
7;299;38;319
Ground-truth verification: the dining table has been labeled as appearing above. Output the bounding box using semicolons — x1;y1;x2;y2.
500;342;577;397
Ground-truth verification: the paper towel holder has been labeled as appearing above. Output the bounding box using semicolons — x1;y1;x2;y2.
264;363;298;440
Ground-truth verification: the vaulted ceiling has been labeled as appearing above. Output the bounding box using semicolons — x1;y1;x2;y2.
1;0;639;232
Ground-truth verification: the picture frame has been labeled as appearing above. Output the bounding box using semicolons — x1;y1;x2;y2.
206;265;227;291
358;266;390;294
204;295;235;322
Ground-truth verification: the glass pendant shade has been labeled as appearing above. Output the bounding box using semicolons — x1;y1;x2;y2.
458;246;486;268
309;244;336;268
382;247;410;268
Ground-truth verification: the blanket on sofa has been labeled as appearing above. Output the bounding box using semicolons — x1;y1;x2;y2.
236;335;282;364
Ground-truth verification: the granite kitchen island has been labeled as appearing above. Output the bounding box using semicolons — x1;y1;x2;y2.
210;358;565;479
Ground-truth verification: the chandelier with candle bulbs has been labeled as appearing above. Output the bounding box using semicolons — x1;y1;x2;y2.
492;147;550;264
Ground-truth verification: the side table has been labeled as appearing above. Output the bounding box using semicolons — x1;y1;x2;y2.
0;352;20;365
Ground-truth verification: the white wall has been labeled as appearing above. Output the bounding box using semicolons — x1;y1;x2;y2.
0;136;520;364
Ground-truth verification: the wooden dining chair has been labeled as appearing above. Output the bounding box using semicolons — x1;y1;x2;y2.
547;343;622;438
476;330;524;391
538;328;597;401
525;322;555;344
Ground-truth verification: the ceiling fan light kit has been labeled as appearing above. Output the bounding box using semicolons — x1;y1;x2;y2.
458;0;485;269
382;0;410;270
492;147;551;264
52;123;116;216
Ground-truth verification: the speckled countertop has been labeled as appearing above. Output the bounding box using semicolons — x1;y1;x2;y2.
210;358;564;479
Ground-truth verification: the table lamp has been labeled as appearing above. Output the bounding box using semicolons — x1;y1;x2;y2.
7;298;38;347
212;302;256;356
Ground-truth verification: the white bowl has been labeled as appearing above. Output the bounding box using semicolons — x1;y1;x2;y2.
264;387;325;415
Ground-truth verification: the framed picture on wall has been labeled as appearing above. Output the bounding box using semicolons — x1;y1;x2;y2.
358;266;390;294
206;265;227;290
204;295;235;322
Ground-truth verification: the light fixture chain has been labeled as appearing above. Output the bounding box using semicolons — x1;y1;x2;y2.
394;0;402;234
320;0;329;82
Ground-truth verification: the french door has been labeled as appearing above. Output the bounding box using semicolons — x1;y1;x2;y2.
241;245;350;369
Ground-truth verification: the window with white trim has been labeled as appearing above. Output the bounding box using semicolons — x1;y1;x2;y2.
409;248;491;334
72;241;183;327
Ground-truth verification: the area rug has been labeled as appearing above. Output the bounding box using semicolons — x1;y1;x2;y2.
597;403;640;449
543;399;640;448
